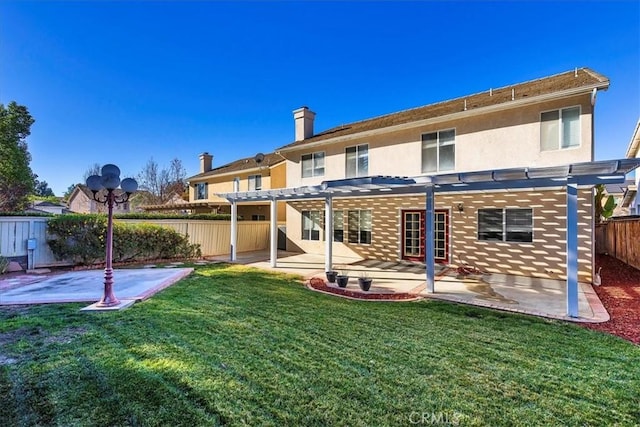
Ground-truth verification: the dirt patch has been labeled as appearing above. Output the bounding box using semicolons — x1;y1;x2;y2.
583;255;640;345
307;277;420;301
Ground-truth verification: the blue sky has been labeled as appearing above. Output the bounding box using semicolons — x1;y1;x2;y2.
1;1;639;196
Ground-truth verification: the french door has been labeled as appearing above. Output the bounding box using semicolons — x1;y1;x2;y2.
402;209;448;262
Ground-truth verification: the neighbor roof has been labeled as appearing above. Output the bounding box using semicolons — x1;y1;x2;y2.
188;152;284;181
626;119;640;158
277;68;609;151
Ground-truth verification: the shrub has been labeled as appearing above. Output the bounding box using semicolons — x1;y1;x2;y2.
47;214;201;266
0;256;9;274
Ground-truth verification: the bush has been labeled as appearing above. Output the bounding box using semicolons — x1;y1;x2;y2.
47;214;201;266
0;256;9;274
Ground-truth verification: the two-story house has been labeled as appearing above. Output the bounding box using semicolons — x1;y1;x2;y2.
186;152;287;221
267;68;617;285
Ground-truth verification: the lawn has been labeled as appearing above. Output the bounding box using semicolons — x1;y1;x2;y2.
1;264;638;426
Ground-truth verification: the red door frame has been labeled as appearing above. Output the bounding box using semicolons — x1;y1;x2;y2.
401;209;449;263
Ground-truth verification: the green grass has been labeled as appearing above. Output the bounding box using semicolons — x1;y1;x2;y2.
1;264;638;426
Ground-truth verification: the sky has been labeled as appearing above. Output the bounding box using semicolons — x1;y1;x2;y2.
1;1;639;196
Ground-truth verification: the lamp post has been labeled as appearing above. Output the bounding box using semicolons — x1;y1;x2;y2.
86;164;138;307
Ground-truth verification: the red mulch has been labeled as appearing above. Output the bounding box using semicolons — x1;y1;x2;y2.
307;277;418;301
583;255;640;344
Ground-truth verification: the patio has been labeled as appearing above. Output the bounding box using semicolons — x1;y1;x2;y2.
212;250;608;323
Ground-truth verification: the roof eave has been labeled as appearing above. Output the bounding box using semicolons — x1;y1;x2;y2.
277;82;609;154
625;119;640;158
187;159;284;183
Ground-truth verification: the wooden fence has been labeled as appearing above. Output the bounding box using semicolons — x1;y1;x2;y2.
0;217;272;268
595;217;640;270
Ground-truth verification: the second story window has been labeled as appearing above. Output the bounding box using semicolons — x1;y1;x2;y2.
422;129;455;173
195;183;208;200
541;106;580;151
248;174;262;191
346;144;368;178
301;152;325;178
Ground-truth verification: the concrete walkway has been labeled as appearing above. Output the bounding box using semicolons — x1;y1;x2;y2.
213;250;608;323
0;266;193;307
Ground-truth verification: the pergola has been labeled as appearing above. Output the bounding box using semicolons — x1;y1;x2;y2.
219;159;640;317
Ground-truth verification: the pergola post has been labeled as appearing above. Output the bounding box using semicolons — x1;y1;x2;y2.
270;198;278;268
425;185;435;293
230;177;239;262
566;180;579;317
325;195;333;272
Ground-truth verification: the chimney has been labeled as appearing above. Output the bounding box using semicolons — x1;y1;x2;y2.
293;106;315;141
199;152;213;173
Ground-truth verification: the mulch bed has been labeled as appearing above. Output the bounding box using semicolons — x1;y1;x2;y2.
307;277;419;301
583;255;640;345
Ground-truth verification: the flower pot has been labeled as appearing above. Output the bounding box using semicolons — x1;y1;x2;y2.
358;278;372;291
325;271;338;283
336;275;349;288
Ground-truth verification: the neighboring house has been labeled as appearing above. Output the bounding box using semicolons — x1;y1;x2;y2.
184;152;287;221
621;119;639;215
28;200;70;214
136;191;188;213
67;184;132;214
604;180;635;217
253;68;613;284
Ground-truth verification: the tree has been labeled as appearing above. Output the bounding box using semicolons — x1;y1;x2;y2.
136;157;187;205
34;179;55;197
0;102;36;211
83;163;102;180
594;184;616;223
63;183;79;201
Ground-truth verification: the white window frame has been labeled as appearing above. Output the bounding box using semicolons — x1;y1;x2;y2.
347;209;372;245
345;144;369;178
248;174;262;191
301;152;325;178
477;208;533;243
421;128;456;173
302;210;322;241
540;105;581;151
333;210;344;242
195;182;208;200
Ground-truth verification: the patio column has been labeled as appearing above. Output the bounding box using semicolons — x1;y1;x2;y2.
425;185;435;293
230;177;240;262
270;198;278;268
566;180;579;317
325;195;333;272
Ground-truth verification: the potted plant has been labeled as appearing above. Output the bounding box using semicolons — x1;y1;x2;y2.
325;270;338;283
358;272;372;291
336;269;349;288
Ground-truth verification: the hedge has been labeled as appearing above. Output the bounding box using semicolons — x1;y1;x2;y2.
47;214;201;266
114;213;233;220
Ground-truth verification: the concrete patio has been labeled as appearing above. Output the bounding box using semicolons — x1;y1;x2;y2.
212;250;608;323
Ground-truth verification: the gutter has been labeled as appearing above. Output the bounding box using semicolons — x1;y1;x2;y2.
276;82;609;154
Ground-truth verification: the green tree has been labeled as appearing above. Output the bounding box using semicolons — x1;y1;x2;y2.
594;184;616;223
0;102;36;211
34;179;55;197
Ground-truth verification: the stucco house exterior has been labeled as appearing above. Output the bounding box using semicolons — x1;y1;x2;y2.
621;119;639;215
185;152;287;221
67;185;132;214
263;68;615;284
